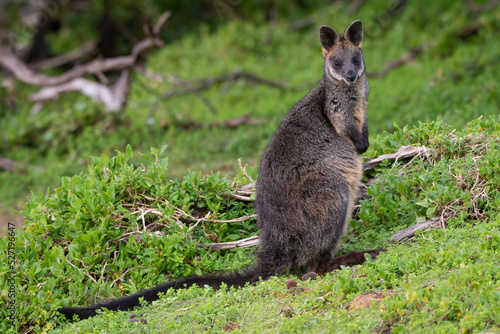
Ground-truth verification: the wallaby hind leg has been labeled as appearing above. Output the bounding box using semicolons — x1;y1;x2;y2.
325;248;386;272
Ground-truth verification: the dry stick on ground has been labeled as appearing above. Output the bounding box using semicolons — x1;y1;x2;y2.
387;218;442;242
202;235;261;251
0;36;163;86
30;70;131;113
167;74;218;114
367;45;424;79
362;145;435;171
163;70;295;100
230;146;434;203
0;156;20;172
179;112;270;130
466;0;500;14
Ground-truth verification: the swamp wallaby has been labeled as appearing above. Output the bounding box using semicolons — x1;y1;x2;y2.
58;20;384;321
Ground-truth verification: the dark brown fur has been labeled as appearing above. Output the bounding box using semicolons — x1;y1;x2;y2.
58;21;384;321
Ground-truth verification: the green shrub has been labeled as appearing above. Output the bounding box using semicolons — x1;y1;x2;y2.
0;146;257;333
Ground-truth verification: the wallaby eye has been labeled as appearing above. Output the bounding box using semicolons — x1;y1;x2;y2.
333;60;342;68
352;57;359;64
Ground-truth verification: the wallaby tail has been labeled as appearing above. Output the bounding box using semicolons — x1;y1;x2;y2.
58;266;268;320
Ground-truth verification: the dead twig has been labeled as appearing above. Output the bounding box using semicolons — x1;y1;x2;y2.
65;259;97;283
367;46;424;79
167;74;218;114
0;156;20;172
230;183;255;202
0;37;163;86
30;70;131;112
163;70;292;100
363;145;434;171
201;235;261;251
388;218;442;242
110;268;132;288
238;158;255;184
178;112;269;130
29;40;97;71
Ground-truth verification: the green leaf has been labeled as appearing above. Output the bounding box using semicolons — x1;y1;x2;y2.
101;153;110;166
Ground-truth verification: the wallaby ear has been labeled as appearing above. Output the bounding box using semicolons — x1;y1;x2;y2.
319;25;340;52
344;20;363;46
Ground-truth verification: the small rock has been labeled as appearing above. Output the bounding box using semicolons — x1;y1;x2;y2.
286;279;297;289
301;272;317;281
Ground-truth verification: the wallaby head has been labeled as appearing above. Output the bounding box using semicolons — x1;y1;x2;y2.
320;20;365;86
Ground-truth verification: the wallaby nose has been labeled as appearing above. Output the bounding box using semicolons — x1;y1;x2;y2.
346;71;357;83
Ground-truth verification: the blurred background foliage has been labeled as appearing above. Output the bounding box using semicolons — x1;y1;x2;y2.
0;0;499;232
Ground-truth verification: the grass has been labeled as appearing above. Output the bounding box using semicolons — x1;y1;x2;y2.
2;115;499;333
49;219;500;333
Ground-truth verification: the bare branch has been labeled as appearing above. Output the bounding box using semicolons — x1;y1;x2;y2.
230;183;255;201
363;145;434;171
201;235;261;251
0;157;20;172
0;37;163;87
29;70;131;112
387;218;442;242
163;70;291;100
179;112;269;130
153;11;171;36
29;40;97;71
367;46;424;79
65;259;97;283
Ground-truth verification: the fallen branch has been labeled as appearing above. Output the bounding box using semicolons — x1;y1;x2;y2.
29;40;97;71
65;259;97;283
0;36;163;87
363;145;434;171
367;46;424;79
0;12;170;112
167;74;218;114
163;70;292;100
128;206;256;227
201;235;260;251
230;183;255;202
456;22;484;40
0;157;20;172
179;113;269;130
387;218;442;242
30;70;131;112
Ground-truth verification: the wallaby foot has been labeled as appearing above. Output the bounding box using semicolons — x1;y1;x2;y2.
307;252;335;274
325;248;386;273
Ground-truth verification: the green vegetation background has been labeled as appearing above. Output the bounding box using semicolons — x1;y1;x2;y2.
0;0;499;333
1;0;498;213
